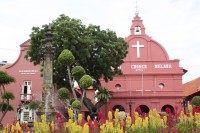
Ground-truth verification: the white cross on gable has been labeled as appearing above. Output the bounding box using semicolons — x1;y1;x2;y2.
132;41;144;58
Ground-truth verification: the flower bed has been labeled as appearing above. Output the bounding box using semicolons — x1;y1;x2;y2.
1;105;200;133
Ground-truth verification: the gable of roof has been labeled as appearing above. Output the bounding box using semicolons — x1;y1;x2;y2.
20;39;31;47
0;64;12;71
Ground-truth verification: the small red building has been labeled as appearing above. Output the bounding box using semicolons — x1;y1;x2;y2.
1;13;186;125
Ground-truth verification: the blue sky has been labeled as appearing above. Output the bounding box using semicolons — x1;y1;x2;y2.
0;0;200;83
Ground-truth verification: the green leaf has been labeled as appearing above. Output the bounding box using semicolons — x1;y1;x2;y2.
0;103;13;111
57;87;70;100
80;75;93;89
0;71;15;86
71;99;81;109
71;66;86;80
2;91;15;100
29;101;41;110
192;96;200;106
58;49;75;66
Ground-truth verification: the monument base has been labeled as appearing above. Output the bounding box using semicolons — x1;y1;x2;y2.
36;109;56;123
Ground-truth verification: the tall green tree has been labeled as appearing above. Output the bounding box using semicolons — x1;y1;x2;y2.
26;14;128;87
0;71;15;125
25;14;128;112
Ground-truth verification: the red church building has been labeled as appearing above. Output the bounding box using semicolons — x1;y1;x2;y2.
100;13;186;115
0;13;186;125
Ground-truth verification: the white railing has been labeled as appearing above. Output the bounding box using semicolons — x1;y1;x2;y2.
20;94;32;101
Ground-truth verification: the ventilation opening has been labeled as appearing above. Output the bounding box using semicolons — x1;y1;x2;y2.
158;83;165;89
115;84;121;89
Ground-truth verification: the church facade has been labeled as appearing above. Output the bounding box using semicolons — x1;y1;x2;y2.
100;14;185;115
0;14;186;125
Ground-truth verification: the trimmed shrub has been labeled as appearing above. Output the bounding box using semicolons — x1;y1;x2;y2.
71;99;81;109
57;87;70;100
58;49;75;65
71;66;86;79
192;96;200;106
80;75;93;89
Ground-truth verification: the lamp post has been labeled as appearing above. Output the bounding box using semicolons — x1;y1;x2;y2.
129;100;133;116
183;97;187;114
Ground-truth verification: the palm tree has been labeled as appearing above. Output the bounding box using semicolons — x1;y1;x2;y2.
95;87;113;102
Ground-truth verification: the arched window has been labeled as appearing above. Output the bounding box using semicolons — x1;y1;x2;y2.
161;104;175;114
136;105;150;114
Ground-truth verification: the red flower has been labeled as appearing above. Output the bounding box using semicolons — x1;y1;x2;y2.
98;111;103;119
49;123;52;132
135;106;142;114
56;112;62;119
165;107;172;114
21;123;27;131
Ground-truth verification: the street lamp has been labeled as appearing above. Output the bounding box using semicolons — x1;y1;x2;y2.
129;100;133;116
183;97;187;113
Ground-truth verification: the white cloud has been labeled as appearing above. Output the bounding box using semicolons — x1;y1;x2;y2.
0;0;199;83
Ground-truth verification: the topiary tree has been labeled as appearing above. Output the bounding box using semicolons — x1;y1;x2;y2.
71;99;81;110
57;49;114;115
71;66;86;80
58;49;77;99
79;75;93;107
79;75;93;89
57;87;70;108
57;87;70;100
0;71;16;126
192;96;200;106
58;49;75;65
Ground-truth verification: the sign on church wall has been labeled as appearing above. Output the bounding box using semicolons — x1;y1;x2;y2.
130;63;173;71
19;70;38;74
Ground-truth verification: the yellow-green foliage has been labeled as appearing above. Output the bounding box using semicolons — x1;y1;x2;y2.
79;75;93;89
58;49;75;66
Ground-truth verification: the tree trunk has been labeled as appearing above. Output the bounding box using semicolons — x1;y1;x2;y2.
0;110;8;125
67;66;77;99
0;100;9;125
83;97;94;113
95;100;106;109
83;96;106;113
0;85;5;111
78;83;108;114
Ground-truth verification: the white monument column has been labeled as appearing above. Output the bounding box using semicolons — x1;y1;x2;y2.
132;41;144;58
